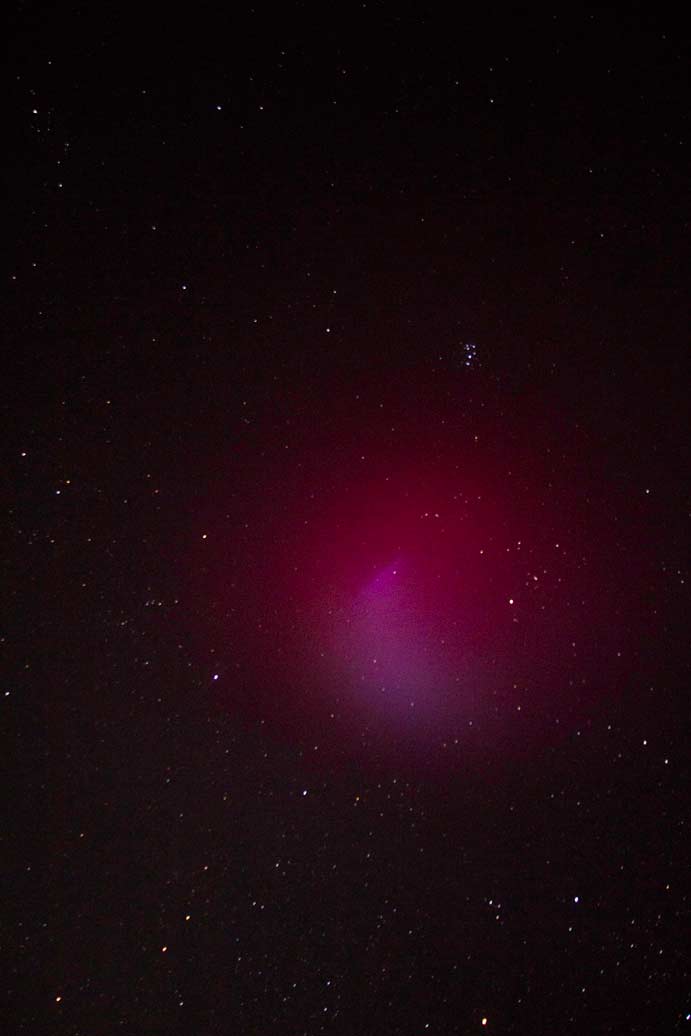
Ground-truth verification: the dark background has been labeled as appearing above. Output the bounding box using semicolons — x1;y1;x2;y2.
6;5;689;1033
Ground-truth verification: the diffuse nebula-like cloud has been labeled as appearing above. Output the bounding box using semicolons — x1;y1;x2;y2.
192;371;630;770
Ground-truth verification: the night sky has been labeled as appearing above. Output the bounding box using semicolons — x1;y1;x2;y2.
7;6;690;1033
